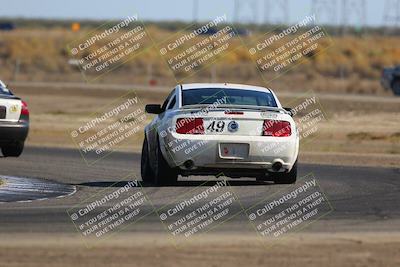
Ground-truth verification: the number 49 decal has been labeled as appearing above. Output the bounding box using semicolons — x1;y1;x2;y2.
207;120;225;132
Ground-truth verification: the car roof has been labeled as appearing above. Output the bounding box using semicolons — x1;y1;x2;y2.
180;83;273;93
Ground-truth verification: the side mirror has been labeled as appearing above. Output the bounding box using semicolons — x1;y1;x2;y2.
145;104;162;114
283;107;293;117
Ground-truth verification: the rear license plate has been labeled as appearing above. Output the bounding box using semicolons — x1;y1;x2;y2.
219;143;249;159
0;106;6;119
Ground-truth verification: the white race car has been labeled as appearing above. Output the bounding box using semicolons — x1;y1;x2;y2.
141;83;299;185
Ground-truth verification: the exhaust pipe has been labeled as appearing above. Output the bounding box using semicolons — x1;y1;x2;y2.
271;160;283;172
183;160;194;170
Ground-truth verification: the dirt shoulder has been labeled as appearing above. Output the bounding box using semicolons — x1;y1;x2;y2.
299;151;400;168
0;232;399;267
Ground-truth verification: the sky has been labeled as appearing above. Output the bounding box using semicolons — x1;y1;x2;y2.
0;0;393;27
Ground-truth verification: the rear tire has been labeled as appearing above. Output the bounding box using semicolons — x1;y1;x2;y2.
140;136;177;186
153;140;178;186
1;141;24;157
141;137;154;184
272;160;297;184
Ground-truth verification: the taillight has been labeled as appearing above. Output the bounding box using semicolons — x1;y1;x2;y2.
21;100;29;116
262;120;291;137
225;111;244;115
176;118;204;134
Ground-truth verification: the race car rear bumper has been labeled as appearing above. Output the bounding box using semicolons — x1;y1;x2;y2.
0;120;29;145
160;132;299;174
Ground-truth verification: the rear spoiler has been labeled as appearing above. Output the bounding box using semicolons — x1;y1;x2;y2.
180;104;291;115
0;94;19;100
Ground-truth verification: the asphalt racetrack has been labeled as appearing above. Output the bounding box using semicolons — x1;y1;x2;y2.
0;146;399;236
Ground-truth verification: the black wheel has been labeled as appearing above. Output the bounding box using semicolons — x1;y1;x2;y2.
392;79;400;95
1;141;24;157
140;136;177;186
153;139;178;186
141;137;155;184
272;160;297;184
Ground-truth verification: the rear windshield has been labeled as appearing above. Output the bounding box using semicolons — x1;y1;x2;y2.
182;88;277;107
0;86;11;95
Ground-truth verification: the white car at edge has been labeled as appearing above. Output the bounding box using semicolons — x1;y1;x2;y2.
141;83;299;185
0;80;29;157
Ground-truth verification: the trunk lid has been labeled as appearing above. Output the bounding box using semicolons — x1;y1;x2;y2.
0;95;22;122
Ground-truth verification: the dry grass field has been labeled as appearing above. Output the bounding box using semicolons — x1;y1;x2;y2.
0;27;399;95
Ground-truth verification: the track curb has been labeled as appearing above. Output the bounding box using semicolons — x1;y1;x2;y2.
0;175;76;203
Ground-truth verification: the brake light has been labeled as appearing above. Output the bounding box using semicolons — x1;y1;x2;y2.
21;100;29;116
225;111;244;115
262;120;291;137
176;118;204;134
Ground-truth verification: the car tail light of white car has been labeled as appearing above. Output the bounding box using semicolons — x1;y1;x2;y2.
262;119;291;137
20;100;29;116
176;118;204;134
